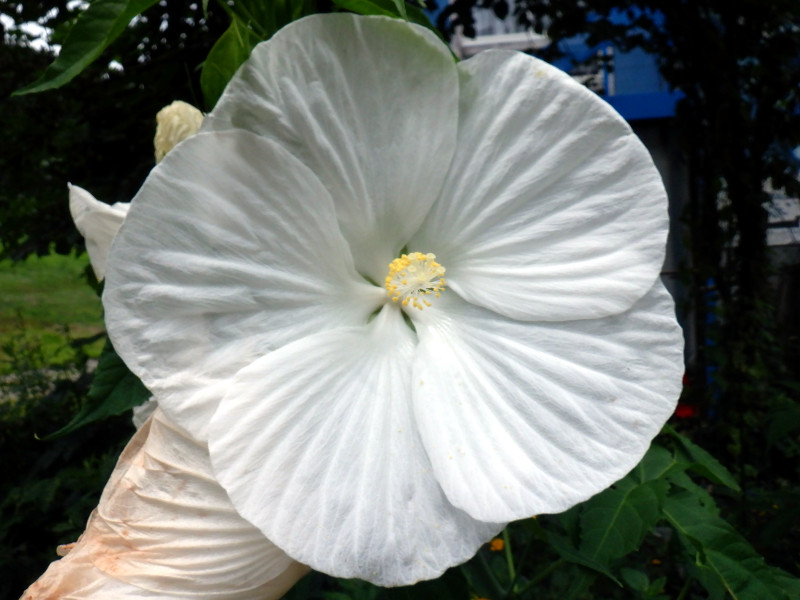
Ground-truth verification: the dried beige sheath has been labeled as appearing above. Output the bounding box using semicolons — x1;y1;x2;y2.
21;409;308;599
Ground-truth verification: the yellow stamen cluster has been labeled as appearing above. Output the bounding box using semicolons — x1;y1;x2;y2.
385;252;446;310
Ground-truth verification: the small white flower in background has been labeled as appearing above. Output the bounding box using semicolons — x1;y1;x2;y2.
101;13;683;587
153;100;204;163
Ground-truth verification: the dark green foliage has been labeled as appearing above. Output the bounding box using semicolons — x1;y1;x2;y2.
13;0;162;95
664;425;741;492
200;0;320;108
200;16;263;109
0;335;134;598
42;336;150;439
331;0;440;37
0;0;229;261
664;490;800;600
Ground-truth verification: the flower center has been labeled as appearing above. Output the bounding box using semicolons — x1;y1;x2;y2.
385;252;446;310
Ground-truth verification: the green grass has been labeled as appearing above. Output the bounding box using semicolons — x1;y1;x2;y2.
0;253;105;372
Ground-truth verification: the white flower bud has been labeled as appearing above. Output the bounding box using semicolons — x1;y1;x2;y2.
68;184;129;281
153;100;204;163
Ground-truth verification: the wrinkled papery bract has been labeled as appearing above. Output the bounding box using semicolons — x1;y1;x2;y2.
103;13;684;585
21;410;309;599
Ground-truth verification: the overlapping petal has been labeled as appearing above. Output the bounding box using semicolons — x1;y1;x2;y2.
205;14;459;282
104;130;384;438
411;50;669;322
22;409;308;599
410;281;683;523
209;307;502;586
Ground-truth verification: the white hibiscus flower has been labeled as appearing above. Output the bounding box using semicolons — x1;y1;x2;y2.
102;13;683;586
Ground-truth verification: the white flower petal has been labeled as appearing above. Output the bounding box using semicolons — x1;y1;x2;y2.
22;409;308;599
411;281;683;522
209;307;501;586
104;130;384;439
68;184;129;280
411;51;669;322
131;397;157;430
205;14;459;282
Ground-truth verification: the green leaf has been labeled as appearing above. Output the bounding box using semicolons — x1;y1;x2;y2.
619;567;649;593
559;474;667;599
766;400;800;442
331;0;441;39
578;477;668;565
232;0;316;39
634;442;688;483
687;559;729;600
200;17;263;109
42;337;150;439
664;425;741;492
547;532;623;586
663;490;800;600
770;570;800;599
388;0;408;20
14;0;160;95
667;470;719;514
200;0;317;108
520;514;621;586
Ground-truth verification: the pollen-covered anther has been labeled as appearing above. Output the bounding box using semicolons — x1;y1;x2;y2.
385;252;446;310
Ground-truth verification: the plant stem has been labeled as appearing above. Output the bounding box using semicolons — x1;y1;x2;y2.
503;530;535;599
477;549;506;600
675;575;693;600
503;528;516;582
515;558;566;597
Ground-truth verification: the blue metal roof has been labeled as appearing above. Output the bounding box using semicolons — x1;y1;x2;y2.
431;0;682;122
606;91;683;120
551;37;681;120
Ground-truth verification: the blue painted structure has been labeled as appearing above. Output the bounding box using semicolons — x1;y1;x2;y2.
550;39;682;121
437;2;683;122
